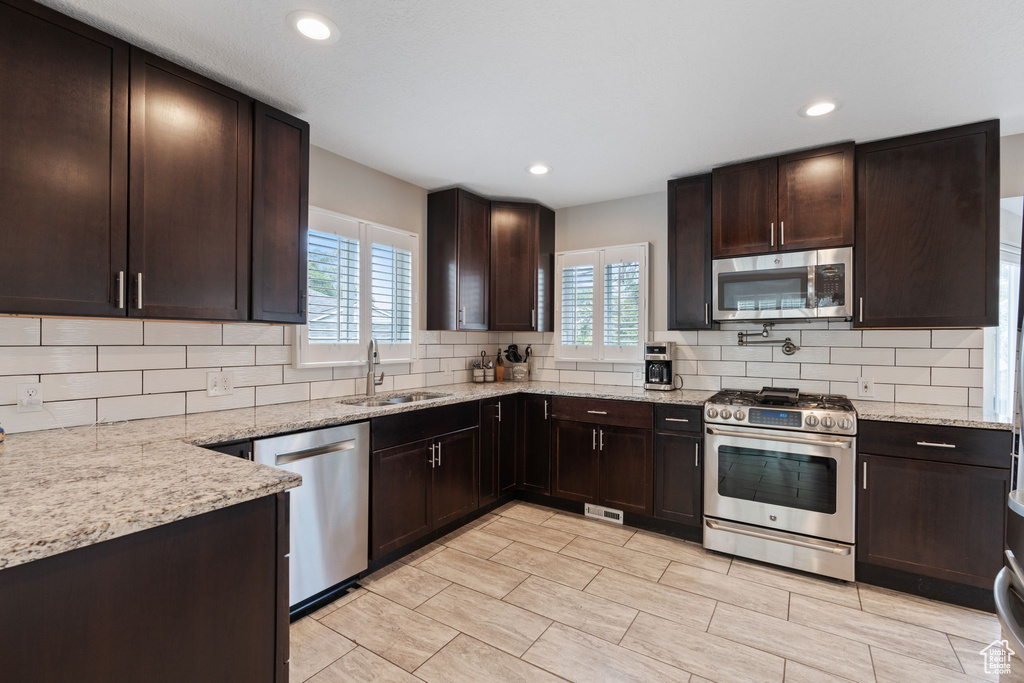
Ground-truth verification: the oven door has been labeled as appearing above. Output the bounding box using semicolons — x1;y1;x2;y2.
704;423;855;543
713;250;816;320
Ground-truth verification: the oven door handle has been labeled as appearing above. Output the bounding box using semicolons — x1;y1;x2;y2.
706;426;851;449
705;518;852;555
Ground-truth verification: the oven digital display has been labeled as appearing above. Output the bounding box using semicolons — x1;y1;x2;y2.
748;408;802;428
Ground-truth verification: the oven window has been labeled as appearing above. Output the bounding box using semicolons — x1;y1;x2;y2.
718;445;837;514
718;267;810;312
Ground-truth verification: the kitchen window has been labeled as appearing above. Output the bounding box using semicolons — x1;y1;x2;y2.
984;239;1021;416
555;243;648;361
295;207;418;367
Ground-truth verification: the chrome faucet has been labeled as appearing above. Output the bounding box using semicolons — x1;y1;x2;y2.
366;338;385;396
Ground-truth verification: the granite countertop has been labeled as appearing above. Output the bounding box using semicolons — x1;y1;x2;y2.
1;379;1011;572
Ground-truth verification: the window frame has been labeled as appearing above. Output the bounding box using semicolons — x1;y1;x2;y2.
554;242;649;362
294;206;419;368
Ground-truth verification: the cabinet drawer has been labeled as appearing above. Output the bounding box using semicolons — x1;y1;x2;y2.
371;401;477;451
859;420;1011;469
551;396;652;429
655;404;702;433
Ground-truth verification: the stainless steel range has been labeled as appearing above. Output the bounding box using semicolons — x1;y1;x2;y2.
703;387;857;581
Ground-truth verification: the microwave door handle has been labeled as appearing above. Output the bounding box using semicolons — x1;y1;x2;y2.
807;262;816;311
706;426;851;449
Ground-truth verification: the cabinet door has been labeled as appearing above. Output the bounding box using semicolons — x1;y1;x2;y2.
855;120;998;328
777;143;854;251
598;426;653;515
712;158;778;258
479;399;499;506
371;439;432;558
457;191;490;330
519;395;551;494
667;174;712;330
490;201;537;330
128;48;252;321
432;428;479;528
497;398;518;496
552;420;600;504
654;432;701;525
251;102;309;324
858;453;1009;588
0;1;128;317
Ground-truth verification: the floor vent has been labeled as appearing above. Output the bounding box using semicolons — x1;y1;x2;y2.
584;504;624;525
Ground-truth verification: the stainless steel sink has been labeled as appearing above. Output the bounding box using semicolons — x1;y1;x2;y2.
344;399;392;407
386;393;447;403
338;392;449;408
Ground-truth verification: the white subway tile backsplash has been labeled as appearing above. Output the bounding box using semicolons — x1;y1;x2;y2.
143;368;211;394
560;370;595;383
676;345;721;361
0;347;95;375
98;393;184;421
861;365;930;385
679;375;721;391
0;318;40;346
931;329;985;348
776;346;829;363
144;321;222;346
831;381;895;402
747;361;799;379
696;330;738;346
222;323;284;345
861;330;931;348
830;347;895;366
722;376;768;391
930;367;983;388
186;387;255;413
697;360;746;376
41;371;141;401
256;345;291;365
393;373;427;390
230;366;284;388
800;330;862;347
310;379;357;399
0;399;95;432
593;371;632;386
99;346;185;371
969;387;984;407
721;346;772;362
42;319;142;346
439;331;467;344
970;348;984;368
0;375;38;405
895;384;969;406
257;383;310;406
801;363;861;382
283;366;333;383
896;348;969;368
187;346;255;368
423;344;454;358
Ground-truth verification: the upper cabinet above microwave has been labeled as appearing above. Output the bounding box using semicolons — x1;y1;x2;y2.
0;0;309;323
712;143;854;258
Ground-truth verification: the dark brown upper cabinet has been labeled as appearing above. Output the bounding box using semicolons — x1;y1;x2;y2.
712;157;777;257
129;48;252;321
712;143;854;258
251;103;309;324
427;188;490;330
0;0;129;317
777;143;854;251
667;174;713;330
854;120;999;328
490;201;555;332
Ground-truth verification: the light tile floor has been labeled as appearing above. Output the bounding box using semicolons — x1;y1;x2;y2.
290;501;1015;682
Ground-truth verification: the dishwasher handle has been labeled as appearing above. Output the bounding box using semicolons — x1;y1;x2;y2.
275;439;356;466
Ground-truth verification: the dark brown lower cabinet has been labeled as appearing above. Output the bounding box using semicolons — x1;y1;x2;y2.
858;453;1010;588
519;394;552;494
432;428;479;527
480;398;517;506
552;419;601;503
0;495;288;683
653;432;702;526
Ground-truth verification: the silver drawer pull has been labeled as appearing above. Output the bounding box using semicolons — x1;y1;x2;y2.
665;417;689;423
916;441;956;449
276;439;355;465
587;410;608;415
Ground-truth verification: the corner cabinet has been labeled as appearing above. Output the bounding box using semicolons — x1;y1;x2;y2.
427;188;490;331
490;201;556;331
667;174;713;330
251;103;309;324
854;120;999;328
480;397;517;505
518;394;552;494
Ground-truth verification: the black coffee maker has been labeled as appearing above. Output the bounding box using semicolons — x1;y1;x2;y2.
644;342;675;391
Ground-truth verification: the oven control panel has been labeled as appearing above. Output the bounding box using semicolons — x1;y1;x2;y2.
748;408;802;428
705;404;857;435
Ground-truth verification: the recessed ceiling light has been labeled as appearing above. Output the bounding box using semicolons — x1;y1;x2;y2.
287;10;340;44
799;100;840;118
527;164;552;175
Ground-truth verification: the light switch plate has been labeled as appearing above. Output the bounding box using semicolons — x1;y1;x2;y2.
206;371;234;397
17;383;42;413
857;377;874;398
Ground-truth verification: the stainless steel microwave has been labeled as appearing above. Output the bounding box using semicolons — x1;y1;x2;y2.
712;247;852;321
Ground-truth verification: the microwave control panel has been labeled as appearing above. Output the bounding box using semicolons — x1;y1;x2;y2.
814;264;846;307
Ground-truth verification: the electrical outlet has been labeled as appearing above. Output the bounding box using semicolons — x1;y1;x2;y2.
632;369;644;384
17;383;42;413
857;377;874;398
206;371;234;397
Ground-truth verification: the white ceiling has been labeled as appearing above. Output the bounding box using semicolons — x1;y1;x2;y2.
41;0;1024;209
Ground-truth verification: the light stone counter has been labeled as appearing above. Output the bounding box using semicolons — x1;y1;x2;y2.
853;400;1014;431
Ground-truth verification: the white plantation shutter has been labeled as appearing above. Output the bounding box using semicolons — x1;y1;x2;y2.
296;208;418;367
555;243;647;361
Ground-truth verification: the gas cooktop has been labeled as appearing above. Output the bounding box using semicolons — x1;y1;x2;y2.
705;387;857;435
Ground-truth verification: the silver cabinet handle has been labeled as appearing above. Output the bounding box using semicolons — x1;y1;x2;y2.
592;428;596;450
695;443;700;467
666;417;689;423
706;518;852;555
437;441;441;467
770;222;775;247
599;429;604;451
780;221;785;245
136;273;143;310
863;461;867;489
916;441;956;449
543;399;548;420
459;306;466;325
531;308;536;329
587;410;608;415
497;401;502;423
275;439;355;466
429;442;436;468
117;271;125;309
705;302;709;325
859;297;863;323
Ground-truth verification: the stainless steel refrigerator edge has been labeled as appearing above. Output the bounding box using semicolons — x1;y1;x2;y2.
255;423;369;607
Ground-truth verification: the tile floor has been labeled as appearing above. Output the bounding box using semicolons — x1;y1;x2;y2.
289;501;1012;682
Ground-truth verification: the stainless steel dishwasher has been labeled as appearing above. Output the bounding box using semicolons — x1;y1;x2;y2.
254;422;369;608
